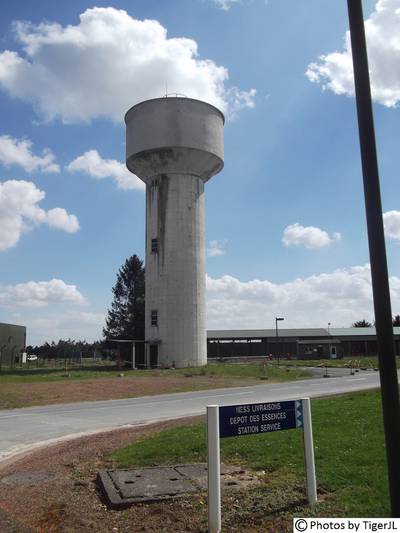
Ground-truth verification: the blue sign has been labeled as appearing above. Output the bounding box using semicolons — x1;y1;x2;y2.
219;400;303;438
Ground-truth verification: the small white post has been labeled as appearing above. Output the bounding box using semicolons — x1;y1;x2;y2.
302;397;317;504
207;405;221;533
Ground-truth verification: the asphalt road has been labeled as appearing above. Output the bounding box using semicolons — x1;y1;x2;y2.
0;370;384;462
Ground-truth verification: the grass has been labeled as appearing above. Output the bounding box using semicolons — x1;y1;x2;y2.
0;363;310;384
271;357;386;369
112;390;389;517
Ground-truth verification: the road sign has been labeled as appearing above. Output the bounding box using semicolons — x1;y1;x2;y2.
219;400;303;438
207;398;316;533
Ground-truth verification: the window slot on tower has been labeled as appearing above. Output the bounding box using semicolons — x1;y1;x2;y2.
151;238;158;253
151;310;158;327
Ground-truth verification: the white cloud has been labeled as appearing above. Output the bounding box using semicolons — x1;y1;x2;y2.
206;264;400;329
0;7;256;123
306;0;400;107
23;310;105;345
383;210;400;240
67;150;144;191
45;208;80;233
213;0;242;10
207;239;227;257
212;0;269;9
0;180;79;251
0;279;86;308
282;223;341;249
0;135;59;173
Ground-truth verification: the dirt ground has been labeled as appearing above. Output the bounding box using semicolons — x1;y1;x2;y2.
0;375;259;410
0;417;309;533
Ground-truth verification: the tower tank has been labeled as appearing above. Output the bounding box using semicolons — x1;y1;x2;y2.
125;97;224;368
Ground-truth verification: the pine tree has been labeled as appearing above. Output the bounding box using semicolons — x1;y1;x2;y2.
103;255;145;340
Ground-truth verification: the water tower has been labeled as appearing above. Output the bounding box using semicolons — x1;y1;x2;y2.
125;97;224;368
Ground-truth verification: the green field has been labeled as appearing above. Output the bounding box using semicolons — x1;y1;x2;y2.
0;362;310;384
113;390;389;518
271;357;387;369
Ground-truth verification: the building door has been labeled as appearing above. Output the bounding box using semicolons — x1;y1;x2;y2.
150;344;158;368
330;346;337;359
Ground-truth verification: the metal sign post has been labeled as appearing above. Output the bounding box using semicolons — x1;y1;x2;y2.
302;398;317;504
346;0;400;516
207;398;316;529
207;405;221;533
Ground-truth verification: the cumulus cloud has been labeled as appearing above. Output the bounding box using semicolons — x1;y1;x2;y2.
67;150;144;191
0;279;86;308
206;264;400;329
0;7;256;123
0;135;59;173
282;223;341;249
384;210;400;240
306;0;400;107
0;180;79;251
207;239;227;257
23;310;104;345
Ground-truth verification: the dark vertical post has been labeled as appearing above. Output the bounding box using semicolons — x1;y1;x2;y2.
117;344;121;370
347;0;400;516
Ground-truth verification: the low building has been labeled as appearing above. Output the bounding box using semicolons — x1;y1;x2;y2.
0;322;26;366
206;327;400;360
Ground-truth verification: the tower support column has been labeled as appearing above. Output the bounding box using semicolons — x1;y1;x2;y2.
146;173;206;367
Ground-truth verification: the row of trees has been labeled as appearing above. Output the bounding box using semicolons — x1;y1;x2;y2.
352;316;400;328
26;339;103;359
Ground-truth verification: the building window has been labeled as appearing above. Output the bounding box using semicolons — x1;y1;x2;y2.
151;310;158;327
151;238;158;253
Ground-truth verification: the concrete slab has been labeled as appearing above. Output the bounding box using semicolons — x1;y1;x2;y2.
109;467;197;499
98;463;258;509
175;463;249;491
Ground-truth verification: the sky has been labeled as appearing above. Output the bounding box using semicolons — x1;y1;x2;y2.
0;0;399;345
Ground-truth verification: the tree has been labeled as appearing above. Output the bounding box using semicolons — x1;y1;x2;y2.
352;319;372;328
393;315;400;327
103;255;145;341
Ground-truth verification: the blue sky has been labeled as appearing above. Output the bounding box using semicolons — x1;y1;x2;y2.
0;0;399;344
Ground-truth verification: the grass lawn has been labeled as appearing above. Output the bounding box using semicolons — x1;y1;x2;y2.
271;357;387;369
0;362;310;384
113;390;389;518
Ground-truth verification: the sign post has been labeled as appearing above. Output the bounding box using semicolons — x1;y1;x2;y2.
302;398;317;504
207;405;221;533
207;397;316;529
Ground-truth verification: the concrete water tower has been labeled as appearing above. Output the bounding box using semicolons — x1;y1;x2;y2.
125;97;224;368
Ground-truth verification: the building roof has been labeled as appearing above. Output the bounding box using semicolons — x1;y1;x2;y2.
207;328;329;339
0;322;26;329
207;327;400;339
330;327;400;336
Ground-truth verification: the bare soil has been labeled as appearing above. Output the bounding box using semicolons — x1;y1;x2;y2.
0;417;312;533
0;376;259;410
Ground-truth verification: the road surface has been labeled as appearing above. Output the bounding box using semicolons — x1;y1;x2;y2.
0;370;383;462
